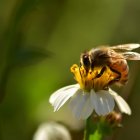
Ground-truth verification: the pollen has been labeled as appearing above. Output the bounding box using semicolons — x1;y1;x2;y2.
70;64;118;92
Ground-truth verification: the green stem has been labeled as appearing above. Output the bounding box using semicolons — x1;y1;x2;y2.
84;116;107;140
88;128;103;140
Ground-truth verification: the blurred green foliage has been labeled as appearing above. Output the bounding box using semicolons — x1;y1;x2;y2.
0;0;140;140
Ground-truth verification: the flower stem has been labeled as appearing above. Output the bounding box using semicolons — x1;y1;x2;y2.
84;116;111;140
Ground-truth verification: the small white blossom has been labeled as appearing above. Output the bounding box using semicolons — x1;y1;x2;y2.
49;84;131;120
33;122;71;140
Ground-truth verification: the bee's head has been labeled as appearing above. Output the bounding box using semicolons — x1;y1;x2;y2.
80;52;91;70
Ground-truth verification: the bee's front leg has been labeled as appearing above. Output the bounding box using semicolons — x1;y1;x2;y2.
94;66;107;78
108;67;121;85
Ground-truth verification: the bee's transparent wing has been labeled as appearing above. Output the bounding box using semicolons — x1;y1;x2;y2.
122;52;140;60
111;44;140;51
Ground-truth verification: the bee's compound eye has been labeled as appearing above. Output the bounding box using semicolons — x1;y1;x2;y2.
83;54;88;59
82;54;90;67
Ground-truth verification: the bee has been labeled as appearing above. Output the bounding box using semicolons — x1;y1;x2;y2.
80;44;140;86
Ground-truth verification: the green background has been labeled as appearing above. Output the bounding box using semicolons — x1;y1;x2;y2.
0;0;140;139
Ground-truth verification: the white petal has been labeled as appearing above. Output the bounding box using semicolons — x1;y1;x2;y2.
49;84;80;111
109;89;131;115
91;90;115;116
69;90;94;119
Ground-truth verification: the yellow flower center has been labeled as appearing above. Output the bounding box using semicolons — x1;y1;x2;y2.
70;64;118;92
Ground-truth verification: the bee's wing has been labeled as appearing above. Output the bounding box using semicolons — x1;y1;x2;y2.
121;52;140;60
111;44;140;51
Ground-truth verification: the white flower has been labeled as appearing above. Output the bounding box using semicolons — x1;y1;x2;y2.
49;84;131;120
33;122;71;140
49;64;131;119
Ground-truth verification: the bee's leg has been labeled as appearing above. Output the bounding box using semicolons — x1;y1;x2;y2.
95;66;107;78
79;62;89;78
108;67;121;85
79;62;82;68
110;67;121;80
79;62;83;78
